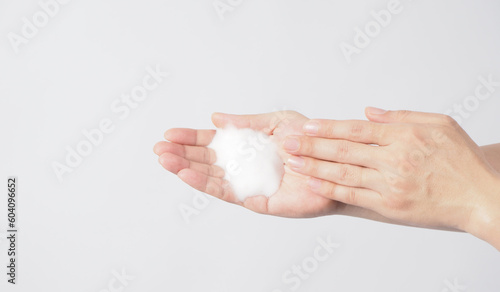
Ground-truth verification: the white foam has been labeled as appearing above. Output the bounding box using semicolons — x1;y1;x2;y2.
208;125;284;201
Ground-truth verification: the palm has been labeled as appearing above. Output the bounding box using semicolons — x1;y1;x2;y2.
154;111;339;217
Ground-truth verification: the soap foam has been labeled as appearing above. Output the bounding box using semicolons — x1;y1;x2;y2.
208;125;284;202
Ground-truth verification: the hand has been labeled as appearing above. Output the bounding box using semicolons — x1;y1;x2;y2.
283;108;500;249
154;111;342;218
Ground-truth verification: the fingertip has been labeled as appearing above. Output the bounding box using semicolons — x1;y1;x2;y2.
211;112;220;123
365;107;388;122
364;107;370;119
164;128;174;141
366;106;387;115
211;112;222;119
177;168;199;187
153;142;161;155
177;168;190;181
365;108;376;122
211;112;228;128
158;152;169;167
153;141;168;155
158;152;186;174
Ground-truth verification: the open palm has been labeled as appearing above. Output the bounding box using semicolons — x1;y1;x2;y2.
154;111;340;218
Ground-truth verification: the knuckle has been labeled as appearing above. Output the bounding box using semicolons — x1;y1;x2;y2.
338;165;350;181
326;183;338;199
395;110;412;121
439;114;459;127
213;165;223;177
386;173;405;191
385;172;413;195
405;125;421;139
323;121;336;137
205;181;220;196
386;151;414;177
430;125;451;145
335;140;350;160
384;196;411;210
408;148;426;166
304;158;319;176
346;188;357;205
383;176;413;210
298;136;312;153
418;137;437;156
204;149;210;163
399;125;424;144
396;157;415;178
386;155;399;170
283;110;300;119
209;149;216;164
349;122;364;139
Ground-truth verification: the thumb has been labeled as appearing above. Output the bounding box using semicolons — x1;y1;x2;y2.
365;107;451;124
211;111;289;133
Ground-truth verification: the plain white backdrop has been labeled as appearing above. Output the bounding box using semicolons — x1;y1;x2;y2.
1;0;500;291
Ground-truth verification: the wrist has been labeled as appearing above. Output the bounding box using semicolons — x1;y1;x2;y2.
465;173;500;251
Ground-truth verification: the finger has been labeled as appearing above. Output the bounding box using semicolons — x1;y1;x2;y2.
212;111;292;134
158;152;225;178
286;155;383;190
154;141;216;164
283;135;384;169
303;119;391;145
365;107;459;126
308;177;382;210
164;128;215;146
177;168;240;204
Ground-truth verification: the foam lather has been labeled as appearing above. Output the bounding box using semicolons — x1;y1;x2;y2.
208;125;284;201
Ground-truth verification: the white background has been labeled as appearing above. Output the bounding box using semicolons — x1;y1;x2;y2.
1;0;500;291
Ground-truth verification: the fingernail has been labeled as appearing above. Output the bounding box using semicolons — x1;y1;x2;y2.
308;178;322;191
367;107;387;115
287;156;305;169
303;121;319;135
283;137;300;151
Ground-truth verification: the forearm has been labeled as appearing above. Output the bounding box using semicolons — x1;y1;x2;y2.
481;143;500;173
465;173;500;251
484;218;500;251
336;204;462;232
341;144;500;238
339;169;500;250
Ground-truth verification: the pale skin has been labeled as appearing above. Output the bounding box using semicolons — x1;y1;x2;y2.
153;109;500;251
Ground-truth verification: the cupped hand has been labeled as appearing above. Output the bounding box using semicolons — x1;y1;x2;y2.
283;108;500;243
153;111;342;218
